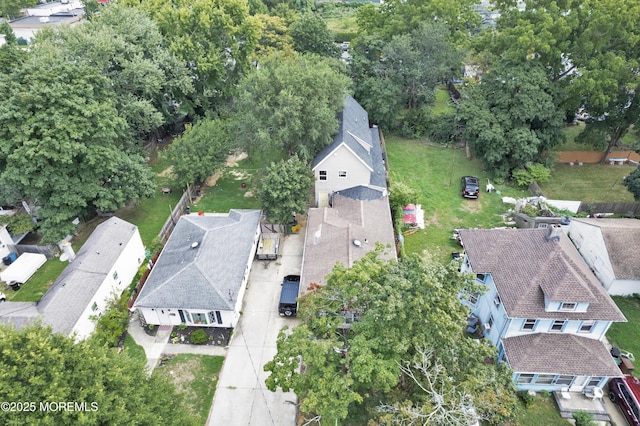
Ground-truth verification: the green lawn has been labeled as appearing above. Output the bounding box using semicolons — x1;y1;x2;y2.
433;88;455;116
506;394;570;426
607;296;640;377
154;354;224;424
123;334;147;366
385;136;529;261
538;163;636;202
4;258;67;302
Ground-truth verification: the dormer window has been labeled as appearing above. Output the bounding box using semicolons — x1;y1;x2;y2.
560;302;576;311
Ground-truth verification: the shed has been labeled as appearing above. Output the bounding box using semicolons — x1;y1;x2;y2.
0;253;47;284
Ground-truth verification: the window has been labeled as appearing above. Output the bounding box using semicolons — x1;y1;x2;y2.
587;376;604;387
494;295;501;306
560;302;576;311
517;374;534;384
91;302;99;312
192;313;207;324
476;273;486;282
522;319;537;331
112;271;118;280
338;170;347;178
536;223;549;229
468;293;479;305
535;374;555;385
208;311;216;324
488;315;494;329
555;375;574;386
580;320;596;333
319;170;327;181
551;320;566;331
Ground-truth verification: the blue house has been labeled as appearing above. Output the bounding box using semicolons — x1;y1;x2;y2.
459;227;625;393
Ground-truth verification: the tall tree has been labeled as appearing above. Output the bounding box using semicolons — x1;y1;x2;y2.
289;13;340;58
0;323;197;425
258;155;314;225
0;0;38;20
233;53;350;161
0;44;155;242
265;250;517;424
0;23;26;74
120;0;261;115
457;59;564;177
625;167;640;201
253;14;295;59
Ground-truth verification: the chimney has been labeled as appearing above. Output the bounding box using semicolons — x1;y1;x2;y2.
61;240;76;262
545;226;562;242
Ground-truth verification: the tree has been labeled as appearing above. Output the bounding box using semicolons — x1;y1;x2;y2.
457;59;564;177
624;167;640;201
0;44;155;242
120;0;261;115
0;23;27;74
0;0;38;20
165;119;232;187
264;250;517;423
233;53;350;161
0;323;197;425
258;155;314;225
253;14;295;59
289;13;340;58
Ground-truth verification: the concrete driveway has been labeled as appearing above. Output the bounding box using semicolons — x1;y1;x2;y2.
207;231;303;426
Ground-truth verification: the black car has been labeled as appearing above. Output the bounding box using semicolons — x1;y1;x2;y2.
278;275;300;317
461;176;480;199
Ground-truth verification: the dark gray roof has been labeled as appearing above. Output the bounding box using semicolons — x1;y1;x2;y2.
333;185;387;201
460;228;625;321
573;218;640;280
134;210;261;311
0;302;40;329
38;217;139;335
312;95;387;189
503;333;622;377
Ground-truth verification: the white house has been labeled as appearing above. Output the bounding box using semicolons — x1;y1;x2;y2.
133;210;261;329
459;227;626;393
311;96;387;207
568;218;640;295
0;217;145;341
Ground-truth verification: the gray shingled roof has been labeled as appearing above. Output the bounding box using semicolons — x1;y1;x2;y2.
503;333;622;376
573;218;640;280
312;95;387;189
300;195;396;293
38;217;139;335
333;185;386;201
0;302;40;329
134;210;261;311
459;228;625;321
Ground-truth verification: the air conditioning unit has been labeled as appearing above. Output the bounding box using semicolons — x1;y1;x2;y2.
483;323;491;331
494;298;501;306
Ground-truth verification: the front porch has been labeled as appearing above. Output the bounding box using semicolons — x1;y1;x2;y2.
553;391;610;422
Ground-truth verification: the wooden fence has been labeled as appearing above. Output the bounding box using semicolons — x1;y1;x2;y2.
577;202;640;216
158;183;193;245
127;250;160;309
15;244;59;259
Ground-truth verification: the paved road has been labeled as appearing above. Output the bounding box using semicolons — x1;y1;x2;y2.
207;232;303;426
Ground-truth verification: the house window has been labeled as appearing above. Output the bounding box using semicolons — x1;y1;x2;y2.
91;302;99;312
494;295;501;307
555;375;574;386
522;319;537;331
468;293;479;305
192;313;207;324
536;223;549;229
535;374;555;385
550;320;566;331
215;311;222;324
113;271;118;280
338;170;347;178
208;311;216;324
579;320;596;333
560;302;576;311
487;315;494;329
517;374;535;384
319;170;327;181
476;273;486;282
587;377;604;387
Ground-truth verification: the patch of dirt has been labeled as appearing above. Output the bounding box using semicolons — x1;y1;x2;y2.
424;212;442;228
157;165;174;177
229;169;251;181
244;191;254;198
161;356;198;395
202;152;249;187
205;170;224;187
461;199;483;213
226;152;248;167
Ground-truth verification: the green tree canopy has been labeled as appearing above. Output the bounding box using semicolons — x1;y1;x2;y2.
0;0;38;20
264;250;516;424
289;13;340;58
165;118;232;187
0;323;196;425
625;167;640;201
233;53;350;161
457;59;564;177
258;155;314;224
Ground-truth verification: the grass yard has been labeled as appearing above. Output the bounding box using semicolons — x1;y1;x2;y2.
432;88;455;116
385;136;529;262
123;333;147;366
607;296;640;378
506;394;570;426
4;257;67;302
154;354;224;424
538;163;636;203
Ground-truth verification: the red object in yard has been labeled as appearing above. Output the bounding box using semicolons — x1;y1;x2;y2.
402;204;417;225
198;211;204;216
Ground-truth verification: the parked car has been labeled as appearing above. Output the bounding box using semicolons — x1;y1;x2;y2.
461;176;480;199
609;376;640;426
278;275;300;317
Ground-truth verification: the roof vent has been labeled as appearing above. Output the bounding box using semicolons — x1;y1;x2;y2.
353;239;361;247
191;242;199;249
545;226;562;242
39;16;50;23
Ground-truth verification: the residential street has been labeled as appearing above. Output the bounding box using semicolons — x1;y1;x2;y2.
206;231;303;425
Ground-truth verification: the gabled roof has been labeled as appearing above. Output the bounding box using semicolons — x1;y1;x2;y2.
134;210;261;311
503;333;621;377
0;302;39;329
572;218;640;280
333;185;387;201
300;194;396;293
312;96;386;189
38;217;140;335
460;228;625;321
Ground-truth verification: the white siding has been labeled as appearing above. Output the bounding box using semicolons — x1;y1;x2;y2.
608;279;640;296
314;144;372;205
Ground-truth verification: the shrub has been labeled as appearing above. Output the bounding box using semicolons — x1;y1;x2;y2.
190;329;208;345
512;168;534;187
519;390;535;408
572;410;596;426
526;163;551;183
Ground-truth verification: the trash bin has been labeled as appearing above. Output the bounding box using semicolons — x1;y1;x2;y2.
2;256;10;266
8;252;17;263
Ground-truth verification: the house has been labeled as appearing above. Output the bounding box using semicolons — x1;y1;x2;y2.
459;227;626;392
568;218;640;295
311;96;387;207
0;217;145;340
300;191;396;296
9;9;84;44
133;210;261;329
